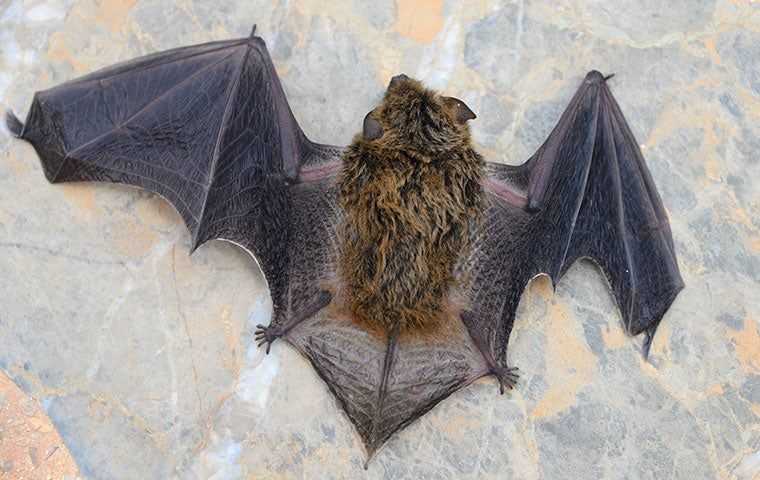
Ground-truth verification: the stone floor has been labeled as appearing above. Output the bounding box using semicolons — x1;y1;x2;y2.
1;1;759;479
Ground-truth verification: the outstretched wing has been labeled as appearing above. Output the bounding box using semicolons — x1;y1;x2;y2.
462;70;684;367
6;27;343;320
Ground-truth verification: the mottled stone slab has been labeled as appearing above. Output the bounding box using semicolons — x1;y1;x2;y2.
1;0;759;479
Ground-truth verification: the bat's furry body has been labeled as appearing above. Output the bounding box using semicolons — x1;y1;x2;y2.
6;30;684;463
338;77;484;333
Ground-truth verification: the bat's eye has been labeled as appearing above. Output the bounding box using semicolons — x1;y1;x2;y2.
363;110;384;140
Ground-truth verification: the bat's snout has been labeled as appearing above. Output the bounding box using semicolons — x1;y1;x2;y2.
585;70;615;84
389;73;410;89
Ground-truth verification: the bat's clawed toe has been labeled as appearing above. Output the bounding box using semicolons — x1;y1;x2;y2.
491;365;520;394
255;324;283;354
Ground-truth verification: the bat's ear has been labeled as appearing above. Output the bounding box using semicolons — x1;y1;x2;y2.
443;97;476;124
363;110;384;140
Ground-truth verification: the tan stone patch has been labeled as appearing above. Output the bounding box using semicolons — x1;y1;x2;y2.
47;32;90;74
396;0;444;43
375;52;405;89
704;383;725;396
0;371;80;478
727;317;760;374
66;0;138;35
431;404;485;437
531;274;554;301
749;237;760;253
530;302;597;419
246;470;291;480
93;0;138;33
702;37;723;66
644;95;736;189
649;320;671;358
112;217;159;257
59;184;99;217
134;195;180;231
724;201;758;232
736;87;760;120
221;305;243;376
3;150;31;176
601;323;627;349
699;116;723;184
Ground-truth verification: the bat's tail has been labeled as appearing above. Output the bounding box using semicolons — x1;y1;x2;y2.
5;110;25;138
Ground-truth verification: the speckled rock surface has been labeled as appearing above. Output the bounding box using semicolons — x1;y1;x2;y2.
0;370;80;478
1;1;759;479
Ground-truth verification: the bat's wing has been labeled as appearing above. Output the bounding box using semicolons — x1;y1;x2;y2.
462;70;684;370
6;27;343;323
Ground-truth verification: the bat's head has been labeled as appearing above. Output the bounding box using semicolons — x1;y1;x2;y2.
360;74;476;156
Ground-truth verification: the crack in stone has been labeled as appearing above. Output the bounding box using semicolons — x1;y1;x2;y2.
0;241;127;266
171;246;206;423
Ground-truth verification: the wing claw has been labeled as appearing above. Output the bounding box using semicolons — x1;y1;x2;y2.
4;110;24;138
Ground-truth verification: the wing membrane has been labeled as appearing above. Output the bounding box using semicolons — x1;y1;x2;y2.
468;71;683;365
9;31;342;318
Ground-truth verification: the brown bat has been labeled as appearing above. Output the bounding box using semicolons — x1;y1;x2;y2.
5;27;683;462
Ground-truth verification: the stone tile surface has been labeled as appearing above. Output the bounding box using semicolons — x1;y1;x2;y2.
0;0;759;479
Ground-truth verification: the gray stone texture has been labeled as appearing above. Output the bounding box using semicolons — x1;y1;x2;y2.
1;0;759;478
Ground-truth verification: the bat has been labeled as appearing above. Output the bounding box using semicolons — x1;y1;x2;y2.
5;27;684;463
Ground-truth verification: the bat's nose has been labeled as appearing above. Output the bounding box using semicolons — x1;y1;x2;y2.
585;70;615;84
389;73;410;88
585;70;605;84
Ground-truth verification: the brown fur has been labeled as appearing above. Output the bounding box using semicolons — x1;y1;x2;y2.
337;77;484;334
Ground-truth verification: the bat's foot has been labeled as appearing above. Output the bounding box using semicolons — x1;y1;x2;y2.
492;366;520;394
254;290;333;354
255;324;283;354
